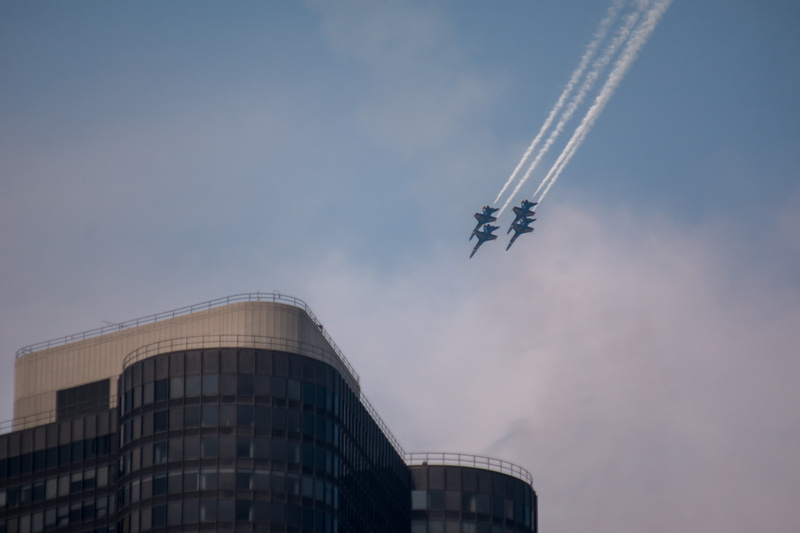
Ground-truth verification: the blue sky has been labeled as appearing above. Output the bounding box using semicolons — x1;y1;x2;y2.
2;1;799;531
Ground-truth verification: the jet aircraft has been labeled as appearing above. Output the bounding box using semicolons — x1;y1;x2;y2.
508;199;538;232
506;217;535;250
470;224;499;258
470;206;499;240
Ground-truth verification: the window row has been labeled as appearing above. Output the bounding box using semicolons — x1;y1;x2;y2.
0;466;112;510
121;406;340;445
130;499;338;533
411;490;532;527
411;520;532;533
121;350;340;392
120;375;338;414
0;495;115;533
121;469;339;509
0;436;112;480
120;438;339;477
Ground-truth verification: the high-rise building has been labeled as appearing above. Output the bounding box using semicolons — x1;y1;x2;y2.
0;293;536;533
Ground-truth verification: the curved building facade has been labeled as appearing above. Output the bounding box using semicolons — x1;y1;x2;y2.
408;458;536;533
1;294;534;533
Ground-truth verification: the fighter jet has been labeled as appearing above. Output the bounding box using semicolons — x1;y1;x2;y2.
506;217;535;250
508;199;538;232
470;224;499;258
470;206;499;240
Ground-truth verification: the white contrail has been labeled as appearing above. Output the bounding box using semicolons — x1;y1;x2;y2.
536;0;673;206
492;0;626;206
499;5;643;214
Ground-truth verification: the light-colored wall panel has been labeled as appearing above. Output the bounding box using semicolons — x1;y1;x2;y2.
14;301;354;427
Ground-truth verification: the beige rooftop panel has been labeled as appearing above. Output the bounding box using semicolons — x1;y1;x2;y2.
13;293;358;428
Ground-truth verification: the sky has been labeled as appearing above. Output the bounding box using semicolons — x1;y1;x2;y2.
2;0;800;531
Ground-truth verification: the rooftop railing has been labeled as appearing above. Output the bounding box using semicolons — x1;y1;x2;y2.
15;292;359;385
405;452;534;486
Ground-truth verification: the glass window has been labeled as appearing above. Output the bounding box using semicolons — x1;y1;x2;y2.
154;410;168;432
411;520;427;533
219;435;236;459
143;382;154;405
185;405;201;427
462;492;476;512
168;501;182;526
236;472;252;490
236;437;253;459
153;441;168;464
185;376;201;397
169;377;184;399
202;375;218;395
218;500;235;522
71;441;83;462
411;490;427;510
237;374;254;395
254;375;270;396
151;504;166;528
254;405;270;427
219;469;235;490
201;471;217;491
45;478;56;500
83;469;96;490
169;407;183;431
183;471;199;492
476;494;491;515
288;380;302;402
429;490;445;510
57;475;69;497
183;500;198;524
201;437;218;459
446;491;460;511
492;496;504;518
169;438;183;462
97;466;108;487
220;405;236;427
154;379;169;401
253;438;269;460
237;405;253;426
44;508;56;529
70;472;83;493
202;405;218;427
96;496;108;517
153;475;167;496
220;374;237;395
428;521;444;533
184;438;200;460
236;500;252;522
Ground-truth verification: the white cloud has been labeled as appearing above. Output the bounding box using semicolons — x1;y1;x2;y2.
294;200;800;533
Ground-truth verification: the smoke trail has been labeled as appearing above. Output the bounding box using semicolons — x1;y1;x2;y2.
492;0;626;206
536;0;673;206
499;6;642;215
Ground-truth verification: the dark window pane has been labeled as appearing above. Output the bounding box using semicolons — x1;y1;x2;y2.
237;405;253;426
201;437;218;459
237;374;254;395
236;500;252;522
154;410;168;432
152;504;166;527
202;375;218;395
154;379;169;401
153;442;168;464
153;475;167;496
185;376;201;398
185;406;201;427
202;406;218;427
236;437;253;459
183;500;199;523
